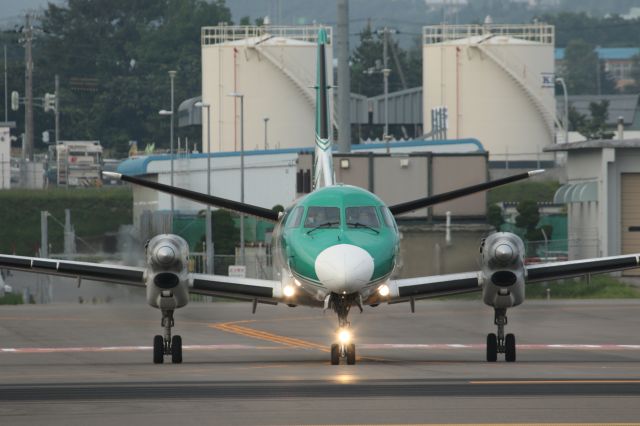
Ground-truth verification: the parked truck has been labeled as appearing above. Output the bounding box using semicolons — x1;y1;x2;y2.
45;141;103;187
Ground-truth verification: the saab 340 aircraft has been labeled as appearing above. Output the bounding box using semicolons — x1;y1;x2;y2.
2;28;639;366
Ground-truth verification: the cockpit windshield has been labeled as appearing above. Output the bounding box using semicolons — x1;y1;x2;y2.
304;206;340;228
346;206;380;229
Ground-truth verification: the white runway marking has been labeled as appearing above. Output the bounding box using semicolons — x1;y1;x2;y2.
2;343;640;354
0;344;268;354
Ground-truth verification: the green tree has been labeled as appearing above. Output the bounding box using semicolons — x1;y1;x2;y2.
34;0;232;155
572;100;615;140
487;204;504;231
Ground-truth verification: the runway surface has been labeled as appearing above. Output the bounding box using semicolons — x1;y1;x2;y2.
2;299;640;425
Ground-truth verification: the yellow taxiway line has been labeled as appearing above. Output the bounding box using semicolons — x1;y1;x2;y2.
211;321;328;352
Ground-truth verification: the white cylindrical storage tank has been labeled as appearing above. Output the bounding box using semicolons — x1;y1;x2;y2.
201;26;333;153
423;24;557;162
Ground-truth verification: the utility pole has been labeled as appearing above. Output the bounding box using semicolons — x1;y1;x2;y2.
4;45;7;122
23;13;34;162
382;27;391;152
337;0;351;153
55;74;60;143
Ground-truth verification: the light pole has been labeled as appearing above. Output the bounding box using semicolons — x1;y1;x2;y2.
228;92;245;266
159;109;174;214
263;117;269;150
169;70;177;214
556;77;568;144
195;101;214;274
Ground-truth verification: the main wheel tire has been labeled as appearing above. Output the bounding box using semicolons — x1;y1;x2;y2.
505;333;516;362
330;343;340;365
486;333;497;362
171;335;183;364
346;343;356;365
153;335;164;364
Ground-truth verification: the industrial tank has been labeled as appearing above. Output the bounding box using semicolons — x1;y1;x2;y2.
201;25;333;153
423;24;558;162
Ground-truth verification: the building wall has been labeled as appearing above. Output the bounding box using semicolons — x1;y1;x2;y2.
135;152;299;219
397;224;493;278
561;147;640;260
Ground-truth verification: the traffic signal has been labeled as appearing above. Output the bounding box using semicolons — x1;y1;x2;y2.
11;91;19;111
44;93;56;112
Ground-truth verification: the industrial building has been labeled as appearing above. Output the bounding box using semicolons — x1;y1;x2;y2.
546;139;640;275
117;139;485;225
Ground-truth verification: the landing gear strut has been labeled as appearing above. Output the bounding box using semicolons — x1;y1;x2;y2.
486;308;516;362
153;309;182;364
327;293;359;365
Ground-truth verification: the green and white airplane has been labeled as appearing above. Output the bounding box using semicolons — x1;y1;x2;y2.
2;28;639;365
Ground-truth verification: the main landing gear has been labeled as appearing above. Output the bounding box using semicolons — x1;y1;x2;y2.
327;293;360;365
153;309;182;364
486;308;516;362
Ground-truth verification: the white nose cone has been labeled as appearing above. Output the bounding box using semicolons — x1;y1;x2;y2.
156;245;176;265
315;244;375;293
494;243;514;263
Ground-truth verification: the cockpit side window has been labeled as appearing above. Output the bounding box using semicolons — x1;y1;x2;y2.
346;206;380;228
381;206;397;230
286;206;304;229
304;206;340;228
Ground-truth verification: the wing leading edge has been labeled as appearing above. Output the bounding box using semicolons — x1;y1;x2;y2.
384;254;640;303
0;254;282;303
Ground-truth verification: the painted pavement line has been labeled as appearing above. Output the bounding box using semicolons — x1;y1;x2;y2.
4;343;640;354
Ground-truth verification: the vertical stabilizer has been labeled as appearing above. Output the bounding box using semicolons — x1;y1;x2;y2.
313;28;335;189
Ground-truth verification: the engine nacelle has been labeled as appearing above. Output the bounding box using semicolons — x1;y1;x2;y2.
144;234;190;310
479;232;526;309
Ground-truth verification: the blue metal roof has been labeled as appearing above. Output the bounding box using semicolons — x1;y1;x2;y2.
117;138;484;176
555;47;640;61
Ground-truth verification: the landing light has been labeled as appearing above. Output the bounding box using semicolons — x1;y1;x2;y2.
378;284;390;297
283;285;295;298
338;328;352;344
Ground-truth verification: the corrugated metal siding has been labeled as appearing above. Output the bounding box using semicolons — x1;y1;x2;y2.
621;173;640;276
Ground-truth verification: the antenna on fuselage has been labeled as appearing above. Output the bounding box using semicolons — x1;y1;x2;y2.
313;27;335;190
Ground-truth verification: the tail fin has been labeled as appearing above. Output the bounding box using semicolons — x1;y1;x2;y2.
313;28;335;189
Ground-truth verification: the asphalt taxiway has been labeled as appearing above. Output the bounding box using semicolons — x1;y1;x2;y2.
2;299;640;425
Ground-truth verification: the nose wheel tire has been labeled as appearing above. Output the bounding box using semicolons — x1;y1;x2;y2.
486;333;497;362
153;335;164;364
330;343;340;365
505;333;516;362
346;343;356;365
171;335;183;364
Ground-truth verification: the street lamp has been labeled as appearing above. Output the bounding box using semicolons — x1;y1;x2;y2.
195;100;214;274
263;117;269;150
228;92;245;266
159;108;175;214
556;77;568;144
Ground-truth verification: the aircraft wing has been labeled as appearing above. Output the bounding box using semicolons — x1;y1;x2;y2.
0;254;146;287
525;254;640;282
188;273;280;303
385;271;482;303
383;253;640;304
0;254;284;303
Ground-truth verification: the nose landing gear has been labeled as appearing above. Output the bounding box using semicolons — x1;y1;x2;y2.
486;308;516;362
327;293;359;365
153;309;182;364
